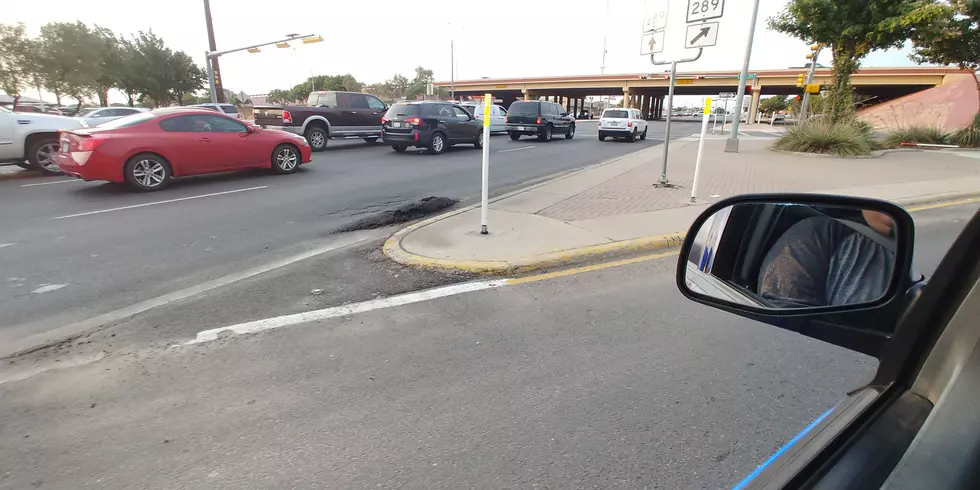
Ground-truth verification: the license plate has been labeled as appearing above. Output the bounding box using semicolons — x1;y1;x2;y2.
392;122;402;128
518;126;529;131
608;121;619;126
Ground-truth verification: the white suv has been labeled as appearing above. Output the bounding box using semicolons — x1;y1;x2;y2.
598;108;648;142
0;105;87;175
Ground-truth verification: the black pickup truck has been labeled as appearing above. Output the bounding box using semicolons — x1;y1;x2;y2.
253;91;389;151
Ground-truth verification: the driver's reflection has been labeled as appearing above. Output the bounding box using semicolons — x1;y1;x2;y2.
757;210;896;308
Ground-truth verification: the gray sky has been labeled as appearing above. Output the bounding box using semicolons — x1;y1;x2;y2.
9;0;920;104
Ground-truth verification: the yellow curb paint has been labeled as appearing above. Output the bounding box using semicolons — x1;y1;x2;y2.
384;230;686;275
508;250;680;285
905;198;977;213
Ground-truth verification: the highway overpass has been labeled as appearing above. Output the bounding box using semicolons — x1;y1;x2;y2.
435;67;974;123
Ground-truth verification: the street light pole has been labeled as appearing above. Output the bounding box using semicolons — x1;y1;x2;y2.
724;0;761;153
202;0;225;103
204;33;320;104
450;38;455;101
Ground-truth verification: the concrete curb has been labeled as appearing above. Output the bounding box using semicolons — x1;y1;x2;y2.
384;188;980;275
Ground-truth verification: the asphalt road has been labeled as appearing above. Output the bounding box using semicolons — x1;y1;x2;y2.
0;203;974;490
0;120;703;354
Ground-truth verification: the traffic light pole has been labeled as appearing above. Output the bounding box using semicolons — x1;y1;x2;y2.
724;0;762;153
799;49;820;121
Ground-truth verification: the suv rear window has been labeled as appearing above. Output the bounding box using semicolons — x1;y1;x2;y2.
221;105;238;114
508;102;540;114
384;103;420;117
603;109;629;118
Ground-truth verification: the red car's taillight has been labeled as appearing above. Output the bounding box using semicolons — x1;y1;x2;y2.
75;136;107;152
282;110;292;124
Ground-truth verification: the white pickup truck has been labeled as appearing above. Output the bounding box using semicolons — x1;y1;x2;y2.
0;105;88;175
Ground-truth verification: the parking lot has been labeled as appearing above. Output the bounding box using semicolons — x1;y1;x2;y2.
0;119;703;354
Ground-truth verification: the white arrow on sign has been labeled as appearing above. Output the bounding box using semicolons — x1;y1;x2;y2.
641;31;665;55
686;22;719;48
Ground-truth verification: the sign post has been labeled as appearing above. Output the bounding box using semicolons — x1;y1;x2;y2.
480;93;491;235
644;0;725;186
691;97;712;203
724;0;761;153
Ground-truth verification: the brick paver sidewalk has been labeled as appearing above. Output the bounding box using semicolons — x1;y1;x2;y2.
539;138;980;221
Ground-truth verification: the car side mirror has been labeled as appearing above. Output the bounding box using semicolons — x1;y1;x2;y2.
676;194;915;357
245;125;256;134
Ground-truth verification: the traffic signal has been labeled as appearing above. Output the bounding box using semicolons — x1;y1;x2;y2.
796;74;806;87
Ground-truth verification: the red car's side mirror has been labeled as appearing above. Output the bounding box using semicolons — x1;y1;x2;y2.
246;125;256;134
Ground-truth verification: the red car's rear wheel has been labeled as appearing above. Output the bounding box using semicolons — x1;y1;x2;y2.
124;153;171;191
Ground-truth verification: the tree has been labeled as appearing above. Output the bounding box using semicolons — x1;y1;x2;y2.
0;23;35;104
388;74;410;99
768;0;937;123
899;0;980;70
759;95;789;115
267;89;293;105
92;26;124;107
130;30;174;107
115;38;143;107
169;51;206;105
38;21;103;104
407;66;434;98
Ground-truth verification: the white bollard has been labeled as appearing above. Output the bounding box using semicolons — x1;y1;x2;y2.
691;98;712;203
480;93;491;235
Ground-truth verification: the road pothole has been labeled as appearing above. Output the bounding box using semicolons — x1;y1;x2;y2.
334;196;457;232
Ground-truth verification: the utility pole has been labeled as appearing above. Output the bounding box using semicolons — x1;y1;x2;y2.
202;0;226;103
450;38;455;101
799;44;823;121
724;0;761;153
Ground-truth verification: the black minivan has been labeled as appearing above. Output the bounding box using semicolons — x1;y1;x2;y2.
381;101;483;155
505;100;576;141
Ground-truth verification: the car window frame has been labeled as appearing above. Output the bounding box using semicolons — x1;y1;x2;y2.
366;96;386;110
185;113;247;133
452;106;472;120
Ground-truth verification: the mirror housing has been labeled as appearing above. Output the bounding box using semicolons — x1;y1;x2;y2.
676;194;916;357
245;125;256;134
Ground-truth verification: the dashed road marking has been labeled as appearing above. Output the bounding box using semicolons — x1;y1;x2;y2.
21;179;86;187
32;283;68;294
51;186;269;220
498;146;536;153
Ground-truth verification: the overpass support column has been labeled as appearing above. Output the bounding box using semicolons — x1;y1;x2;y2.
641;95;650;119
749;86;761;124
572;98;578;116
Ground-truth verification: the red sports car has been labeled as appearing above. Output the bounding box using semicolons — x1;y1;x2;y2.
56;107;312;191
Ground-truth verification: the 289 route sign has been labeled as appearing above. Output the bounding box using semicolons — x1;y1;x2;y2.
686;0;724;23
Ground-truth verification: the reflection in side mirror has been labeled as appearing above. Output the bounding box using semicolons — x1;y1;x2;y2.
681;201;902;310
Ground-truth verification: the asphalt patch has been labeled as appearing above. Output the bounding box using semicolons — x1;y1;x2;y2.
335;196;457;232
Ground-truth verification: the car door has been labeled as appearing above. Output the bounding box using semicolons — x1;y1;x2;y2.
157;115;212;176
183;114;260;172
492;105;507;132
0;108;16;159
346;93;375;134
451;106;479;142
364;95;386;134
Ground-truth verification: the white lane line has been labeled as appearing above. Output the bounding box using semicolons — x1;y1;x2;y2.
187;279;509;344
51;186;268;220
498;146;536;153
32;283;68;294
21;179;85;187
2;231;382;358
0;243;14;249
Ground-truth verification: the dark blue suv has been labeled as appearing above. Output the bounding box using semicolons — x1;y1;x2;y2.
381;101;483;155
